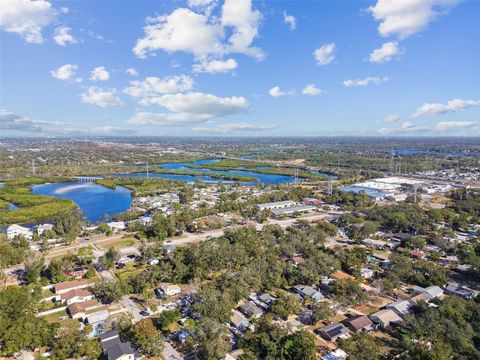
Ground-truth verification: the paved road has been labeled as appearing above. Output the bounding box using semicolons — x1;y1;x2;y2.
121;295;144;322
163;342;184;360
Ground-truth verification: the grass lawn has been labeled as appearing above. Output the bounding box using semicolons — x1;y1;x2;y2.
115;263;146;280
98;237;136;250
41;288;55;298
43;309;68;323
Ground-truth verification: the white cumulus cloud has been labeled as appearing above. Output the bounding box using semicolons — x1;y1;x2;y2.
283;11;296;30
0;0;56;43
124;75;194;100
369;0;460;39
90;66;110;81
192;58;237;73
343;76;389;87
413;98;480;117
302;84;323;96
269;86;291;97
313;43;335;66
128;91;248;126
126;68;138;76
369;41;403;63
50;64;80;82
53;26;77;46
384;113;400;122
187;0;217;16
80;86;124;108
433;121;478;132
133;0;263;61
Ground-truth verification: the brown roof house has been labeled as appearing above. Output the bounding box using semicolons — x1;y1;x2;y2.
342;315;373;333
370;309;403;329
67;299;101;319
54;280;90;295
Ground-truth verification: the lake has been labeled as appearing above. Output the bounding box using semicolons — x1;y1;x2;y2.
27;159;329;223
32;181;132;223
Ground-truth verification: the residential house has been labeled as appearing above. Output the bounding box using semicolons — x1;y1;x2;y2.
224;349;245;360
317;323;349;341
85;310;110;325
36;223;54;236
7;224;33;240
370;309;403;329
54;280;89;295
256;200;296;211
411;285;444;299
100;330;136;360
387;299;413;317
410;292;430;304
107;221;126;231
230;310;249;330
292;285;324;303
302;197;324;206
360;267;374;279
322;349;347;360
342;315;373;333
445;283;478;300
59;289;94;305
258;292;275;305
160;284;181;297
240;301;264;318
163;244;176;256
67;299;101;319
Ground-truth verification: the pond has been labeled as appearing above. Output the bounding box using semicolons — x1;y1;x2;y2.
31;181;132;223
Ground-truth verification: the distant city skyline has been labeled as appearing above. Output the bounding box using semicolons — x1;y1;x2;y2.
1;0;479;137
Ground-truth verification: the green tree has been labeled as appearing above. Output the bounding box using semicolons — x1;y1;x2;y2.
76;246;95;265
310;302;332;324
100;247;120;269
282;331;316;360
92;279;131;303
24;256;45;284
194;319;230;360
132;318;164;357
338;333;380;360
271;291;301;320
0;286;55;355
53;208;84;243
157;309;180;332
97;223;112;236
331;278;367;312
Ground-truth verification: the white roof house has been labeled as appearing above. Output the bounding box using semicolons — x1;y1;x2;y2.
7;224;33;240
257;200;296;211
160;284;181;297
386;299;413;316
107;221;126;230
85;310;110;324
36;223;54;236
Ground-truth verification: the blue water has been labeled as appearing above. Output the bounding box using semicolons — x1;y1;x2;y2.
20;159;328;223
149;159;333;184
31;182;132;223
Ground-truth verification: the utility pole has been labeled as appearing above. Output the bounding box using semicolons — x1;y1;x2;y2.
32;159;36;176
146;161;149;180
414;185;417;204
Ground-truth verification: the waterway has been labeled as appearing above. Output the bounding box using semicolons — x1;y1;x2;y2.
31;181;132;223
23;159;328;223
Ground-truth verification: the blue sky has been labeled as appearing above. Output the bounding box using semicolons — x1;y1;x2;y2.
1;0;479;137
